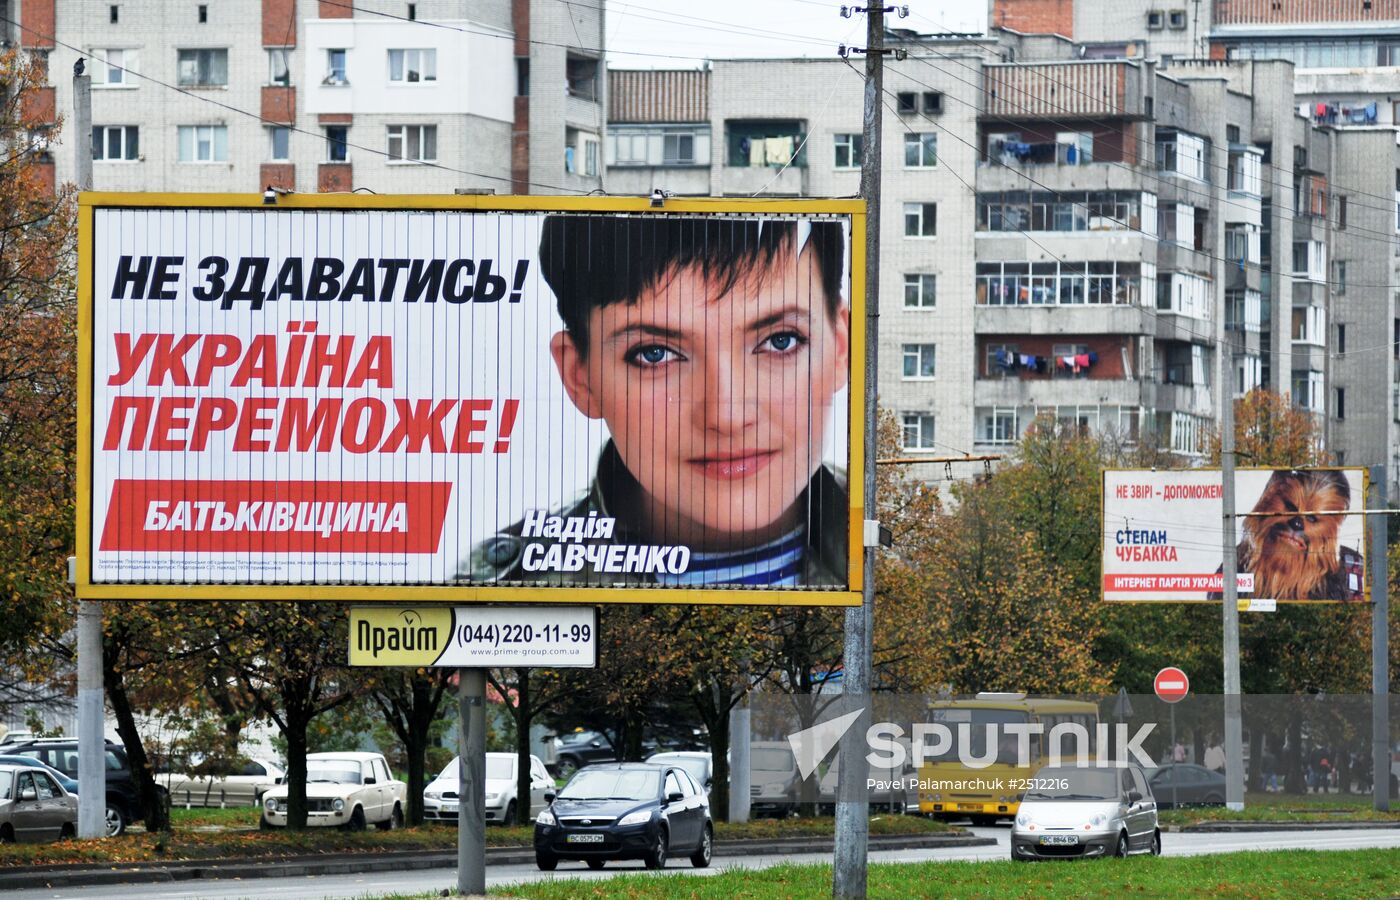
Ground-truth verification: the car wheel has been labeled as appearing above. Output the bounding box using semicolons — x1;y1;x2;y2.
535;851;558;871
376;803;403;831
60;822;76;839
0;825;14;844
1150;830;1162;856
690;823;713;868
555;756;579;780
345;806;367;832
1114;832;1129;858
586;859;606;870
504;800;517;827
644;827;668;870
105;803;126;837
1203;794;1224;805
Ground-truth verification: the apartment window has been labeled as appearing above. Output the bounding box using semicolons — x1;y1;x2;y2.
904;202;936;237
198;4;207;22
566;55;598;100
177;125;228;162
834;133;862;169
896;92;916;114
325;125;349;162
584;138;599;176
923;92;942;114
904;133;937;168
268;48;291;86
1147;9;1164;28
1336;323;1347;355
269;126;290;161
387;125;437;162
980;408;1018;444
977;260;1151;307
325;49;348;85
91;125;138;161
984;343;1018;377
176;49;228;86
1294;145;1308;169
1226;124;1240;143
110;5;118;23
408;3;417;20
517;58;530;97
902;344;936;380
903;273;936;308
388;48;436;83
1335;260;1347;294
662;131;696;165
901;414;936;451
1338;195;1347;229
612;132;646;165
93;49;130;86
1168;9;1186;28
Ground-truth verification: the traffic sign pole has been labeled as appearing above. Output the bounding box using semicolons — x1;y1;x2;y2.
1154;667;1190;812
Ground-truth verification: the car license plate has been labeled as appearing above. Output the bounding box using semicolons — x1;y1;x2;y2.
441;803;458;813
1040;835;1079;845
566;833;604;843
957;803;982;811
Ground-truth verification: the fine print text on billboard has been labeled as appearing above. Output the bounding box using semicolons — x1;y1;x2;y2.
1102;469;1366;603
81;197;863;604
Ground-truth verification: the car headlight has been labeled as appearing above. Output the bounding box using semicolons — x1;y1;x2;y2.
264;797;278;812
1088;813;1105;827
618;809;652;827
333;799;345;812
1015;813;1030;827
425;791;440;801
536;809;556;826
933;793;942;802
485;793;500;803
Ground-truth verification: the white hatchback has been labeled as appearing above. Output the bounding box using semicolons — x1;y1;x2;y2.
1010;763;1160;861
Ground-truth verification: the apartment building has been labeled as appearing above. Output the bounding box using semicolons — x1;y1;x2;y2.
3;0;605;195
608;33;1344;465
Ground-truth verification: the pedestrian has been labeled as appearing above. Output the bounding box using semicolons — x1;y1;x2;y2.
1172;740;1186;764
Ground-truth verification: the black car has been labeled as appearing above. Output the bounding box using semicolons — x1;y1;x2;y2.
534;762;712;871
8;739;166;836
550;731;618;779
1146;764;1227;808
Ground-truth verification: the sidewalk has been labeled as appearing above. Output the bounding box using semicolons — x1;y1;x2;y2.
0;832;996;890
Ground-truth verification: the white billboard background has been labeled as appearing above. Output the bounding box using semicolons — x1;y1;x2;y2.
89;207;850;587
1102;469;1366;602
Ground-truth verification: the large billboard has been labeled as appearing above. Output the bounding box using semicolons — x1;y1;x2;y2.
1102;469;1367;603
78;195;865;605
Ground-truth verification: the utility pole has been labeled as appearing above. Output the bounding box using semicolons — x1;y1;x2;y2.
1219;360;1245;812
1370;467;1390;813
834;5;900;897
73;61;105;841
457;669;486;895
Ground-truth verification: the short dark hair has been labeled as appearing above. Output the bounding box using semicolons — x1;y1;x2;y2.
538;215;846;347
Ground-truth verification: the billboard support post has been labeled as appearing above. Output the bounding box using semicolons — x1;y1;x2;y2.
834;4;882;897
1220;362;1245;811
457;668;486;896
1370;466;1390;813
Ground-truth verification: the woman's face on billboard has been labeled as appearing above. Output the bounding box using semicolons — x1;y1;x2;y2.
551;246;849;550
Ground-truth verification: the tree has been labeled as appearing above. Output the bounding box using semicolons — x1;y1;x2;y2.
0;48;78;712
488;667;573;826
368;668;453;826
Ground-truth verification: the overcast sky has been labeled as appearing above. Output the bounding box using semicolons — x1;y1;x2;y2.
604;0;988;68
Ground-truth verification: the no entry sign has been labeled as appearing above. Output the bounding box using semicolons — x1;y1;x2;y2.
1154;667;1190;703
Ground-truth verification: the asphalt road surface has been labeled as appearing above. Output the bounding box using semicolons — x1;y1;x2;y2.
6;826;1400;900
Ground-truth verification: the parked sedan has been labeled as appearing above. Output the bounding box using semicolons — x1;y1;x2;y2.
1010;763;1160;861
550;731;617;779
1145;764;1226;808
0;764;77;843
261;752;406;830
160;758;285;808
0;755;80;796
423;753;553;824
534;763;712;871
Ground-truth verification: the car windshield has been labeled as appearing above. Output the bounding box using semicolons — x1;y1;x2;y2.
486;757;514;780
752;749;794;773
306;760;362;784
558;769;659;801
1024;767;1120;801
438;759;459;779
0;771;10;799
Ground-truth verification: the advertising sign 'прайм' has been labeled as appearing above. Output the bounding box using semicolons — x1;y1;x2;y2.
78;195;865;605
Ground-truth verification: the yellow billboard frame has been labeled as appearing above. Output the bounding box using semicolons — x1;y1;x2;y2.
76;192;866;606
1099;466;1371;604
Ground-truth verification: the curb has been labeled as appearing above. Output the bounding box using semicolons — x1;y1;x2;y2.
0;832;993;890
1170;820;1400;833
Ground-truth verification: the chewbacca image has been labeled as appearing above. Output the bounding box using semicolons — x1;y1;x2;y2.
1210;470;1364;601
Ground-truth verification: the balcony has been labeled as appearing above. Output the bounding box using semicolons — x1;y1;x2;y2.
719;165;806;196
975;304;1152;336
976;377;1147;409
1155;383;1213;415
983;61;1144;120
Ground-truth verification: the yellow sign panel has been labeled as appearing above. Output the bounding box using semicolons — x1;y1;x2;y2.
348;606;598;667
349;607;454;667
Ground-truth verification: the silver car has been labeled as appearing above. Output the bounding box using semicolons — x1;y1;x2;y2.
0;763;78;843
1010;763;1160;860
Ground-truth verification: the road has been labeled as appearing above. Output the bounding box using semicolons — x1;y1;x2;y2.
6;826;1400;900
